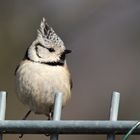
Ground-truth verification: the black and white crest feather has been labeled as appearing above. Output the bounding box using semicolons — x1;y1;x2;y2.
37;18;64;47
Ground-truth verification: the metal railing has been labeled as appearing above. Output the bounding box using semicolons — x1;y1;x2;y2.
0;91;139;140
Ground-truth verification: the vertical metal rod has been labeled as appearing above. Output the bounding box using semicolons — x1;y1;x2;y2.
50;92;63;140
107;91;120;140
0;91;7;140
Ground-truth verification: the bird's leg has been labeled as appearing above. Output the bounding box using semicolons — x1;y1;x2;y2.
19;110;32;138
48;111;53;120
22;110;32;120
44;111;53;137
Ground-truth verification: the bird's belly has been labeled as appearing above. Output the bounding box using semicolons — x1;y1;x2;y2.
16;62;71;115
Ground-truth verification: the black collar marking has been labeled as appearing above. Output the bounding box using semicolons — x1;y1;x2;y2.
15;57;64;76
25;56;64;66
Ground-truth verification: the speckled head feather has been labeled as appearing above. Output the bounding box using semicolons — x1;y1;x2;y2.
37;18;64;47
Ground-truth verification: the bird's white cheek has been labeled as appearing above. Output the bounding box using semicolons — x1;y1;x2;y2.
37;47;49;58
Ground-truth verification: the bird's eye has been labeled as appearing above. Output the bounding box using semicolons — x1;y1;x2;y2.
48;48;55;52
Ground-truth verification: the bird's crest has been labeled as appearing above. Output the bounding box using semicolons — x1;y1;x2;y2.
37;18;64;46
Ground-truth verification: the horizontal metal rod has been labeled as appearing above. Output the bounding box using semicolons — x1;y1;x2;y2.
0;120;139;135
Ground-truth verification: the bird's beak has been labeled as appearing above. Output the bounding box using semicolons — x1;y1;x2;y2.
64;49;72;54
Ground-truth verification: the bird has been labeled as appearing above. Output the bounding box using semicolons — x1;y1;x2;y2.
15;18;72;121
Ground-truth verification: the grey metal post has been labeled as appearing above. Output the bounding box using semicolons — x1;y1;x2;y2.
107;91;120;140
50;92;63;140
0;91;6;140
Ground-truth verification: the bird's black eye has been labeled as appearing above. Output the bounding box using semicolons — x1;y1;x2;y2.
48;48;55;52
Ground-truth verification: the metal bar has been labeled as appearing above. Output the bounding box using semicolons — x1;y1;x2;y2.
0;91;6;140
50;92;63;140
109;92;120;121
52;92;63;121
107;92;120;140
0;91;6;120
0;121;139;134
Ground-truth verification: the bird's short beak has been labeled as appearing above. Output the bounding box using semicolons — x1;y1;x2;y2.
64;49;72;54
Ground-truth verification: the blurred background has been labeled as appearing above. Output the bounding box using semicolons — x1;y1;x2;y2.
0;0;140;140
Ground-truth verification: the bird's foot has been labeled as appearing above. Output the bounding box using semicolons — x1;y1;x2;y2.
19;110;32;138
19;134;24;139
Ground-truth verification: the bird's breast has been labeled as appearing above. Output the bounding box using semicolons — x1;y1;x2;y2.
16;60;71;114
